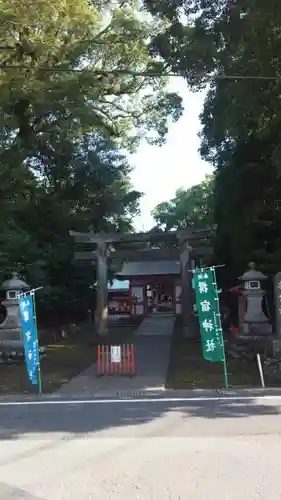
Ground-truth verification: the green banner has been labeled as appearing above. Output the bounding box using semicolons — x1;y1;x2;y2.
193;268;225;363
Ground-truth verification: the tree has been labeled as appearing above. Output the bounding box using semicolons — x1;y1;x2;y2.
213;138;281;280
0;162;40;281
152;175;214;230
145;0;281;281
144;1;281;150
0;133;142;323
0;0;183;167
0;0;185;323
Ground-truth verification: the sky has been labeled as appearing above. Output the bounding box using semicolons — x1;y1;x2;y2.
129;77;212;231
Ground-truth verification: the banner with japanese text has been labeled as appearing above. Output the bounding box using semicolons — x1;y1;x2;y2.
19;295;40;386
193;268;225;363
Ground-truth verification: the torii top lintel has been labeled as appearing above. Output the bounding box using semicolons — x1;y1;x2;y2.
69;227;215;244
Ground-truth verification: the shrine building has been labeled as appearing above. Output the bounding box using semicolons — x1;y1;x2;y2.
107;279;130;316
115;259;182;317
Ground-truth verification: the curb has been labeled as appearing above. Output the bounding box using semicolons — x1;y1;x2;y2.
1;387;281;403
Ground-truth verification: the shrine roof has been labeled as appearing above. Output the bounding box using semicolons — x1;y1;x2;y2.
116;260;180;277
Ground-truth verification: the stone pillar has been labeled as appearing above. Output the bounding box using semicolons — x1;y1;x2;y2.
95;240;108;336
180;240;195;338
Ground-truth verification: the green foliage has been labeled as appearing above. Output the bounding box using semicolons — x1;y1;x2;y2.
213;138;281;279
0;0;183;157
146;0;281;282
0;0;185;322
152;175;214;230
0;134;141;318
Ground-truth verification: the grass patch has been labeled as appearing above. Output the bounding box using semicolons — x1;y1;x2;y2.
167;328;261;390
0;323;137;395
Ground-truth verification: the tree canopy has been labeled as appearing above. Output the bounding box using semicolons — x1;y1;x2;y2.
0;0;184;324
145;0;281;282
152;175;214;231
1;0;183;159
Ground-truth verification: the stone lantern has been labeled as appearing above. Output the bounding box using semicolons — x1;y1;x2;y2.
0;272;30;351
239;262;272;335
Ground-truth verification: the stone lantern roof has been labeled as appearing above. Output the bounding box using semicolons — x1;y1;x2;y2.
1;272;29;291
239;262;267;282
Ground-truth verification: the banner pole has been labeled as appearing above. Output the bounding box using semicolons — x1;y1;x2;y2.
211;267;229;389
222;346;229;389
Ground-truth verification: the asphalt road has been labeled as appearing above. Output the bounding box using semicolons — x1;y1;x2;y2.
1;395;281;499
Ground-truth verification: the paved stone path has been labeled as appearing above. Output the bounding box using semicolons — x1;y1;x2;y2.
56;315;175;397
135;313;175;336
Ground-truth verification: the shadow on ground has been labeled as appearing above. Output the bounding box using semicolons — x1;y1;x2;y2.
0;397;280;441
0;482;44;500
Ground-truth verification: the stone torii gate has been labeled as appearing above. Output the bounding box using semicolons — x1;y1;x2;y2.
70;228;213;336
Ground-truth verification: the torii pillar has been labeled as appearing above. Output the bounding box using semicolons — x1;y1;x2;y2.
180;239;196;338
70;230;110;336
95;238;108;336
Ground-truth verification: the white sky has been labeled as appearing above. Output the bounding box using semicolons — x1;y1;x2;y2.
129;77;212;231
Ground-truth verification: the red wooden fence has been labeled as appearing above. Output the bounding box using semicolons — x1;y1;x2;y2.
97;344;135;376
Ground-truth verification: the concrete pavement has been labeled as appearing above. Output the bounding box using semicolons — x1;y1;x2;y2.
1;395;281;499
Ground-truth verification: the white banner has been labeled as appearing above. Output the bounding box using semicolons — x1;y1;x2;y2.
111;345;121;363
